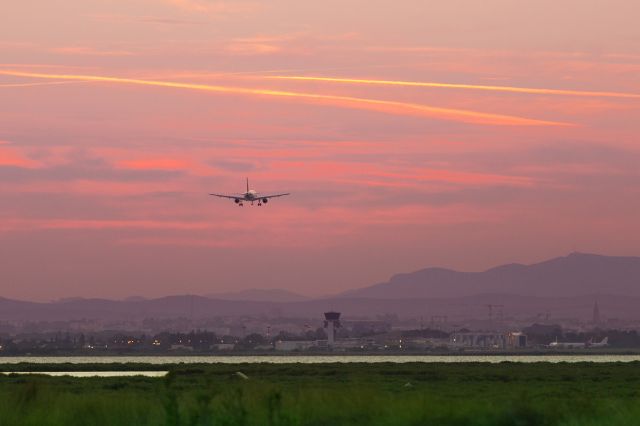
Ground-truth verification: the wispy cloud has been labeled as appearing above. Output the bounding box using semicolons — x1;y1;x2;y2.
165;0;258;14
0;219;216;233
88;13;204;26
50;46;134;57
224;41;282;55
117;158;191;171
221;33;353;56
0;63;100;71
0;150;181;184
0;146;39;168
0;70;569;126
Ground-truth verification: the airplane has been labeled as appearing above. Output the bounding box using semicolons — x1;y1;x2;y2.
548;338;586;349
209;178;290;206
548;336;608;349
587;337;609;348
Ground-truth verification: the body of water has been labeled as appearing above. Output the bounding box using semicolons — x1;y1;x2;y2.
1;355;640;364
0;371;168;377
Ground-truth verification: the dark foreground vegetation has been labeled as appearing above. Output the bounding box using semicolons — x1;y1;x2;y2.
1;362;640;425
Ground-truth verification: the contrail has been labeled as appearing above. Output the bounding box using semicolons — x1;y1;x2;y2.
267;75;640;99
0;70;569;127
0;81;79;88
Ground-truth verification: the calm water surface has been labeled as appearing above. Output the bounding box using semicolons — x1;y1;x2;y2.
1;355;639;364
0;371;168;377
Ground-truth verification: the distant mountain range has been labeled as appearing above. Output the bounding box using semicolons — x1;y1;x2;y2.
205;288;309;303
1;293;639;322
1;253;640;322
341;252;640;299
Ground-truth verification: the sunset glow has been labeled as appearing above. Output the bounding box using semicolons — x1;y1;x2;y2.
1;0;639;301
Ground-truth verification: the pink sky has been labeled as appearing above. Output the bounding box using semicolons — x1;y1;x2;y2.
1;0;640;300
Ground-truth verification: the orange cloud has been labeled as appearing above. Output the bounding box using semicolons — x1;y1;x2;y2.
0;70;569;126
0;81;78;88
269;76;640;99
0;63;100;70
0;146;38;168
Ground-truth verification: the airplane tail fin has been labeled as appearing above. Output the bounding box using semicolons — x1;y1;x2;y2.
246;177;249;193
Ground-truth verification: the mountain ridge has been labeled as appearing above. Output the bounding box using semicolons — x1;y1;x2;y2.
2;253;639;321
340;252;640;299
205;288;309;302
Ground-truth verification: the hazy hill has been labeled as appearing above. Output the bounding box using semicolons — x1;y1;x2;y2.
341;253;640;299
2;253;640;322
1;293;640;322
206;288;309;302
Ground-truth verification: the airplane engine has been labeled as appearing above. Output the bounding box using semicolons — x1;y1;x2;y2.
234;199;240;204
262;198;268;204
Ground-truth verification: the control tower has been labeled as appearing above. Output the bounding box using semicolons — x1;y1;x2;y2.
324;311;341;347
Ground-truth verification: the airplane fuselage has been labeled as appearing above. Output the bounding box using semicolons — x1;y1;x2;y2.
243;190;258;200
234;189;268;205
549;337;608;349
210;178;289;206
549;342;586;349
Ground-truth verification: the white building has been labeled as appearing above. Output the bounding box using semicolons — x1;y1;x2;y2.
324;311;341;347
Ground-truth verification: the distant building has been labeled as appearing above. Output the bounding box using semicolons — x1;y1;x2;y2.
403;337;449;350
254;344;274;351
451;331;527;349
450;332;506;349
275;340;316;351
213;343;235;351
506;332;527;348
324;312;341;347
169;344;194;351
332;338;372;350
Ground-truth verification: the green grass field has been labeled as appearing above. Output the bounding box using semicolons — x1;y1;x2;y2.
1;362;640;425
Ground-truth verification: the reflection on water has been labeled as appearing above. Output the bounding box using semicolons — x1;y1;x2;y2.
0;371;168;377
0;355;639;364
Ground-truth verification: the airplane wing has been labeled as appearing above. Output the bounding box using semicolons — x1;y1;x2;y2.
258;193;290;199
209;193;242;199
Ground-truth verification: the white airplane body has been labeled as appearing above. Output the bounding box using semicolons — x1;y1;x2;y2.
210;178;290;206
588;337;609;348
548;340;586;349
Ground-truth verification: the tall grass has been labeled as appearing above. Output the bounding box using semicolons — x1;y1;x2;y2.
0;362;639;425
